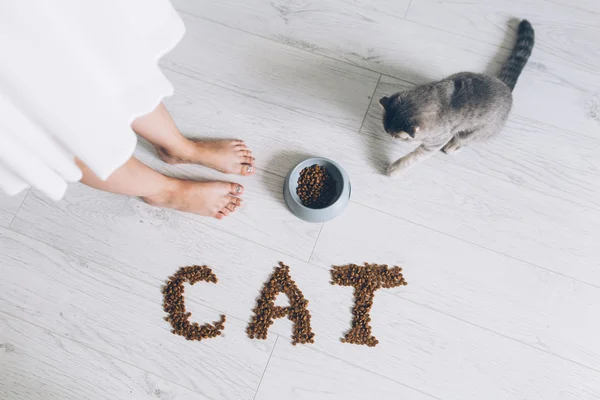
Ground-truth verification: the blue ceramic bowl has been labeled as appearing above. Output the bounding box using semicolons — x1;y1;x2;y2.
283;157;351;223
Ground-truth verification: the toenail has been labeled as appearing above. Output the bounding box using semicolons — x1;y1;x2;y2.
236;186;242;193
246;166;254;173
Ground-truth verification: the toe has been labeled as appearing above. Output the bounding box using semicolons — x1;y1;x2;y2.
229;183;244;195
238;149;253;157
220;207;231;216
230;196;243;207
225;203;238;212
215;212;225;220
241;164;255;176
241;156;255;165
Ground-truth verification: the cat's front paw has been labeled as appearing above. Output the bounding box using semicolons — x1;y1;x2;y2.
399;132;411;141
386;164;403;178
392;132;412;142
442;139;463;155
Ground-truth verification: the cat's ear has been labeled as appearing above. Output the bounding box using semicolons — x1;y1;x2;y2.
407;126;419;138
379;96;390;108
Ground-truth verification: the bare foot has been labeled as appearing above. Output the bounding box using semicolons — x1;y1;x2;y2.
143;180;244;219
156;140;255;176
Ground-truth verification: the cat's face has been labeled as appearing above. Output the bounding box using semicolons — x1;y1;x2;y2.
379;94;420;139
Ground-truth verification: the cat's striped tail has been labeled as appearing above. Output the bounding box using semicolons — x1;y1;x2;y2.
498;20;535;91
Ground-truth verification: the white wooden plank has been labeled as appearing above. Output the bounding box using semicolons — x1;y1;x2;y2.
0;313;206;400
0;228;275;399
300;279;600;400
172;0;502;82
254;342;434;400
8;188;600;399
404;0;600;134
267;248;600;400
0;190;27;228
340;148;600;285
171;0;600;134
361;75;600;210
544;0;600;14
162;14;380;130
406;0;600;75
310;202;600;371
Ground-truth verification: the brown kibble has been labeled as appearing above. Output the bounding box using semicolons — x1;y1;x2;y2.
331;263;407;347
296;164;337;209
162;265;226;341
246;262;315;345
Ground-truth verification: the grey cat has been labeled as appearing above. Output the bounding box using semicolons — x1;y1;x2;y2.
380;20;535;177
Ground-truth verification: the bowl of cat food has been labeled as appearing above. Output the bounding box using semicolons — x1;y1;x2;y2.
283;157;351;222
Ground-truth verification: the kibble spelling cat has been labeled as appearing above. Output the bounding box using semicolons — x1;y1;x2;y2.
380;20;535;177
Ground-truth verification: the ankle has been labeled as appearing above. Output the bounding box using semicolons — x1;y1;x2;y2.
141;178;182;208
157;137;196;159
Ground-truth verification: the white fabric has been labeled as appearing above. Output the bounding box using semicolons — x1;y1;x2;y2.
0;0;185;200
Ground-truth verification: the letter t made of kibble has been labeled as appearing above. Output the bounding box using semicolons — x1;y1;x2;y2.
331;263;407;347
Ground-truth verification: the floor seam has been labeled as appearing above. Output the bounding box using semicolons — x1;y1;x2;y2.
403;0;414;18
162;63;368;133
308;252;600;373
308;223;325;263
402;15;600;76
381;292;600;373
356;129;600;213
299;345;442;399
7;188;30;229
179;7;599;78
358;74;382;133
176;10;389;78
542;0;600;14
0;309;259;397
0;226;309;327
348;199;600;290
252;335;279;400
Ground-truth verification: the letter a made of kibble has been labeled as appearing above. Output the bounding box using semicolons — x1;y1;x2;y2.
331;263;407;347
246;262;315;345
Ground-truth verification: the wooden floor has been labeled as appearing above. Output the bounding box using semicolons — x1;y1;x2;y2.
2;0;600;399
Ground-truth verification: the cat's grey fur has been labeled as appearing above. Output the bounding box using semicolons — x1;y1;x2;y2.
380;20;535;177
